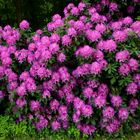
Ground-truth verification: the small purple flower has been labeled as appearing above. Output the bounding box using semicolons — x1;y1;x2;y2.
106;120;120;133
58;105;67;115
126;82;138;95
133;74;140;83
81;105;93;117
129;98;138;110
119;63;130;76
123;17;133;25
87;80;99;89
103;39;117;52
86;30;101;42
41;36;50;46
36;117;48;130
74;21;84;31
50;99;60;111
49;43;59;54
42;89;51;98
83;87;93;98
71;7;80;16
88;7;96;15
67;27;77;37
113;30;127;42
95;23;106;34
115;50;130;62
17;83;26;96
20;71;30;81
109;2;118;11
62;35;72;46
57;53;66;62
98;84;108;97
131;21;140;36
111;95;122;107
90;62;101;74
66;93;74;104
128;58;139;71
0;91;5;99
78;2;86;11
103;106;115;119
94;95;106;108
73;113;80;123
25;78;36;92
77;124;96;135
19;20;29;30
52;14;61;21
90;13;101;22
73;97;84;110
16;98;26;108
30;100;40;111
76;45;94;58
50;33;60;43
51;121;61;131
118;108;129;120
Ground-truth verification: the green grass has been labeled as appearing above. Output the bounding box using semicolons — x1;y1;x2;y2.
7;134;140;140
0;115;140;140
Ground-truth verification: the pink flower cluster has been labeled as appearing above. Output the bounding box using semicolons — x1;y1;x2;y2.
0;0;140;136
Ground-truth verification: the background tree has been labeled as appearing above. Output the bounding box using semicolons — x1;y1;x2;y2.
0;0;139;30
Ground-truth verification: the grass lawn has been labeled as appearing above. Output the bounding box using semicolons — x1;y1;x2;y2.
6;133;140;140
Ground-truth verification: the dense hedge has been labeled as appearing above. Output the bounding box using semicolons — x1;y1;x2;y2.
0;0;140;137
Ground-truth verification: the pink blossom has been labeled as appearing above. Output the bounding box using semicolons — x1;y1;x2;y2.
132;21;140;34
67;27;77;37
51;121;61;131
118;108;129;120
30;100;40;111
111;95;122;107
94;95;106;108
50;99;60;111
128;58;139;71
71;7;80;16
123;17;133;25
103;39;117;52
95;23;106;34
86;30;101;42
116;50;130;62
113;30;128;42
50;33;60;43
90;62;101;74
17;83;26;96
19;20;29;30
127;82;138;95
52;14;61;21
83;87;93;98
74;21;84;31
81;105;93;117
57;53;66;62
76;45;94;58
0;91;5;98
49;43;59;54
103;106;115;119
109;2;118;11
119;63;130;76
62;35;72;46
16;98;26;108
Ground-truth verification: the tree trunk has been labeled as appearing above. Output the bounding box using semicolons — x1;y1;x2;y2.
12;0;22;24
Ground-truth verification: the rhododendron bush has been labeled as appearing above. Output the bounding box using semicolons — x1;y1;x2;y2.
0;0;140;136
